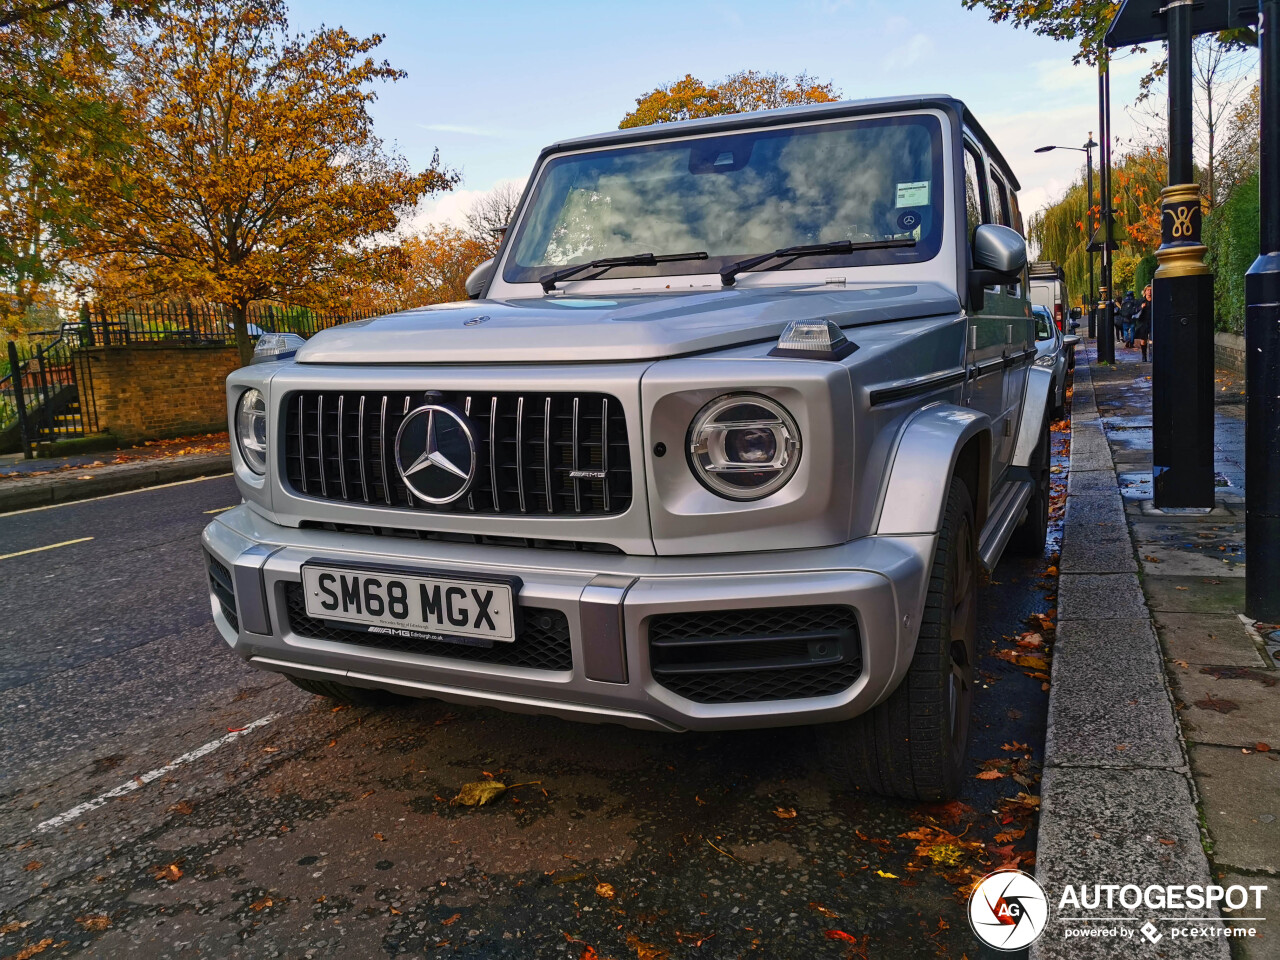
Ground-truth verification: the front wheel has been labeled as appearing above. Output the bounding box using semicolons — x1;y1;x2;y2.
818;477;978;801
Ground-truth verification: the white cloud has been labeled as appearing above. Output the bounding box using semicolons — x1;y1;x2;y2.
398;177;527;236
884;33;935;69
417;123;506;138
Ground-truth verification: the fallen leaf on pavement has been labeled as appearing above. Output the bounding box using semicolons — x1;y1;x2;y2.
1158;839;1176;846
1001;742;1030;753
809;901;840;919
875;869;898;878
579;948;599;960
994;828;1026;843
75;915;110;931
975;770;1006;780
442;913;461;925
155;863;182;883
1257;743;1271;752
8;938;53;959
595;882;615;899
624;933;670;960
773;807;797;819
0;921;32;934
23;861;41;872
168;801;194;815
250;898;272;911
450;781;507;807
825;929;859;943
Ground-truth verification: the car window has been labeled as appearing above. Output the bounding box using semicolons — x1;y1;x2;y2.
962;144;987;243
990;174;1011;227
504;114;946;283
1034;316;1053;340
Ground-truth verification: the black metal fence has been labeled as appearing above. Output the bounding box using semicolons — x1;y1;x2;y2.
2;300;378;456
76;301;383;346
3;327;99;454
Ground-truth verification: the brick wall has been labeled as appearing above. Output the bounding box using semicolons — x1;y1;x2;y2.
79;343;241;443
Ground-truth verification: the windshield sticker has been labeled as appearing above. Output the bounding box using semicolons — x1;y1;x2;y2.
896;181;930;207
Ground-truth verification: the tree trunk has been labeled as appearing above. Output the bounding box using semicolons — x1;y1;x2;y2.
231;300;254;367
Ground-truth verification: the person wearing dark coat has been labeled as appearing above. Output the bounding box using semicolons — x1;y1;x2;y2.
1119;291;1138;347
1134;285;1152;361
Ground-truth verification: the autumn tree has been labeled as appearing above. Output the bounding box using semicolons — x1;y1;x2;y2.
619;70;839;128
0;0;157;326
73;0;457;365
346;227;489;313
464;181;523;257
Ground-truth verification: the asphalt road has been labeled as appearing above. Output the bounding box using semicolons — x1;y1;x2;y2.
0;434;1068;960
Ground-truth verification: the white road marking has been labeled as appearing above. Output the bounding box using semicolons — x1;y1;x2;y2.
0;472;232;517
35;713;280;833
203;505;237;514
0;536;94;561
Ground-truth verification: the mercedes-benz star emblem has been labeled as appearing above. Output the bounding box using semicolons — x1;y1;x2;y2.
394;404;477;504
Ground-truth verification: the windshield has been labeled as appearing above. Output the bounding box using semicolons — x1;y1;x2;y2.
503;113;945;285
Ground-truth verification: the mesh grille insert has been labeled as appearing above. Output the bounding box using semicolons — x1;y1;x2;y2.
284;582;571;671
648;605;861;704
206;553;238;632
283;390;631;517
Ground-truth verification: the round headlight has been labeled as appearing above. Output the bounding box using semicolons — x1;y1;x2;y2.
687;394;801;500
235;388;268;475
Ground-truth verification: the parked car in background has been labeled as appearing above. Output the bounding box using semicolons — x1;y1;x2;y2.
1029;260;1068;331
204;95;1058;803
1032;304;1079;419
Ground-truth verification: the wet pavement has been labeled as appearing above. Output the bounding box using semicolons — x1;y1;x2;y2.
0;420;1071;959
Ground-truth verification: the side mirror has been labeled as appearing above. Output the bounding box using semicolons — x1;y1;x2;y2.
465;258;495;300
968;223;1027;311
1069;307;1082;320
1063;335;1081;348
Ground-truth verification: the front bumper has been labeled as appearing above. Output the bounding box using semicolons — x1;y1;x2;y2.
202;504;935;732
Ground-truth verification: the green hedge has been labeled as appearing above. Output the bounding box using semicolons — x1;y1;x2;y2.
1204;172;1260;334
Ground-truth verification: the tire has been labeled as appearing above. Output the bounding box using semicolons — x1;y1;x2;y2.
1008;416;1051;557
819;477;978;801
285;674;408;707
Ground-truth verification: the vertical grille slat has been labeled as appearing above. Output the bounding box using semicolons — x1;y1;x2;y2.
489;395;500;513
542;396;553;515
357;395;369;503
284;390;631;517
516;396;527;512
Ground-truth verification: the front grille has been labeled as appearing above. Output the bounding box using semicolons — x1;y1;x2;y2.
284;390;631;516
298;520;623;554
648;606;862;704
207;553;239;631
284;582;572;671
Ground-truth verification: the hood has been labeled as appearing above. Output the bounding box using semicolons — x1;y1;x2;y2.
295;283;961;365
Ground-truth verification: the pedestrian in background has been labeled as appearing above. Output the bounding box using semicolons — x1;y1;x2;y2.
1134;285;1152;362
1119;290;1138;347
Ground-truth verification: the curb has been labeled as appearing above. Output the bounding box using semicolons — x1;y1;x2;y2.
1031;349;1227;959
0;454;231;514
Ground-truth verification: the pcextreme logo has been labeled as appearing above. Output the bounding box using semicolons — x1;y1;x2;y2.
968;875;1270;949
968;869;1050;951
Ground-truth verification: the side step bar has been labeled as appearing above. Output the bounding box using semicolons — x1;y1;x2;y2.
977;478;1033;572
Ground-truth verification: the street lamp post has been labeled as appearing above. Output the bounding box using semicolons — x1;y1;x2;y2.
1097;55;1116;364
1036;137;1099;336
1245;0;1280;618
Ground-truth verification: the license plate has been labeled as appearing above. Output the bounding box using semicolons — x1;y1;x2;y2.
301;564;516;646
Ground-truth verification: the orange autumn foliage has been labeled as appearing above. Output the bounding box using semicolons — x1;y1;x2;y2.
72;0;457;363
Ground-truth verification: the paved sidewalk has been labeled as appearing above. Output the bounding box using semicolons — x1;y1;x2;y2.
0;435;230;513
1090;344;1279;958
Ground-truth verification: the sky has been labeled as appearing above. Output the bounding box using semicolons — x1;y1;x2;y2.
287;0;1167;233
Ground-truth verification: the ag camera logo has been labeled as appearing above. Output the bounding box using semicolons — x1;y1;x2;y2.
969;869;1049;951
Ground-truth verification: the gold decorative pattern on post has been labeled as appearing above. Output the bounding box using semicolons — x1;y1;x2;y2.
1155;183;1210;278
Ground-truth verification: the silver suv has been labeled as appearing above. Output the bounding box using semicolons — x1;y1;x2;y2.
203;96;1055;801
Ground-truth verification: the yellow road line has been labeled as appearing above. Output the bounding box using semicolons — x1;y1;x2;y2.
0;536;95;561
203;505;236;514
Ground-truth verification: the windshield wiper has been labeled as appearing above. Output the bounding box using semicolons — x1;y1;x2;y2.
719;239;917;287
539;251;709;292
